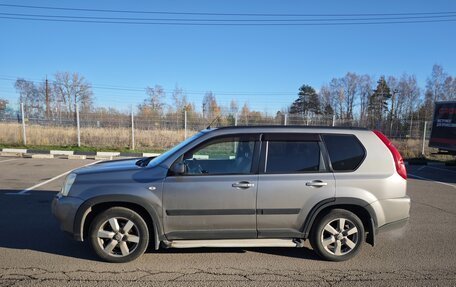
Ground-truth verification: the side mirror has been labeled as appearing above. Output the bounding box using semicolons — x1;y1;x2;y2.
171;162;186;175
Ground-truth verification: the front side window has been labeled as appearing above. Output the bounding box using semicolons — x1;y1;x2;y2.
265;141;320;173
182;136;256;175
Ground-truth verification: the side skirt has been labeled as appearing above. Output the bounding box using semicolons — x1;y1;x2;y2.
163;238;305;249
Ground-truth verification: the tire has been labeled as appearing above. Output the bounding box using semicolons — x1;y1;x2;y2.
89;207;149;263
310;209;365;262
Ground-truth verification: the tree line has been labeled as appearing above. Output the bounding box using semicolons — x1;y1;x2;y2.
1;64;455;131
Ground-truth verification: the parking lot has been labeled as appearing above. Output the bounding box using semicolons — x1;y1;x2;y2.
0;156;455;286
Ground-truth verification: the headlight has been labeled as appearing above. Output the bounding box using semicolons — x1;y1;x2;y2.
60;173;77;196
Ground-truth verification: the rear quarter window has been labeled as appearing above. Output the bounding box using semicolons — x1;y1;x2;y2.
322;134;366;171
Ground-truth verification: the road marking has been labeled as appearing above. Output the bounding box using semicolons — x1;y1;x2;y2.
423;165;456;174
0;159;19;164
6;160;102;195
408;173;456;189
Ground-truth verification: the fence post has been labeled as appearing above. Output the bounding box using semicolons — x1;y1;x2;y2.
409;115;413;138
421;121;427;156
332;114;336;127
21;102;26;145
131;105;135;150
284;114;288;126
184;109;187;139
76;103;81;147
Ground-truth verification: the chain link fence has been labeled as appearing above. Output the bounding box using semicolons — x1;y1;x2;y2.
0;102;435;157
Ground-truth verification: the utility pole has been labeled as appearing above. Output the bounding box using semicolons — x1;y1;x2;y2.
184;109;187;139
21;102;27;145
76;103;81;147
45;76;50;119
131;105;135;150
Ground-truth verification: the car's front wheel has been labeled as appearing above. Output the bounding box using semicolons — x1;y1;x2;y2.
89;207;149;263
310;209;365;261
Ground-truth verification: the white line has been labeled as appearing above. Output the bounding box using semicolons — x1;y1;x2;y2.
408;173;456;189
7;160;102;195
0;159;19;163
423;165;456;174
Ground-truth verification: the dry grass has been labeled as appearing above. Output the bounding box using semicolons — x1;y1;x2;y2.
0;123;452;161
391;139;424;159
0;123;190;151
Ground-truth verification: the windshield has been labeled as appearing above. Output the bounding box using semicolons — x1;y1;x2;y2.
147;131;207;166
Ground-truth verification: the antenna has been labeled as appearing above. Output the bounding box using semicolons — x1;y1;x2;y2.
206;115;221;129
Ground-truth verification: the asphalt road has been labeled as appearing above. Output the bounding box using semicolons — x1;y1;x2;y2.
0;157;455;286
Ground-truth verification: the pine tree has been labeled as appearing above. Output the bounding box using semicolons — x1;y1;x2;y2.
368;76;392;127
290;84;321;116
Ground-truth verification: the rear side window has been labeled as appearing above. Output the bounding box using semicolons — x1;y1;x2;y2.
322;134;365;171
265;141;320;173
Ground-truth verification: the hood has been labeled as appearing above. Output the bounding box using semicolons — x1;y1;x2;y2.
74;158;147;175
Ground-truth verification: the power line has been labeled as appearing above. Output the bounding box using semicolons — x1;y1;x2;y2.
2;15;456;26
1;12;456;22
0;75;299;97
0;3;455;17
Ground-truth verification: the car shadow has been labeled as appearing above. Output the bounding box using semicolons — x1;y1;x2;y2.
0;189;320;262
152;246;320;260
0;189;98;261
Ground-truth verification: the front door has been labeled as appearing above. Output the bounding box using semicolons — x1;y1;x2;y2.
163;134;259;240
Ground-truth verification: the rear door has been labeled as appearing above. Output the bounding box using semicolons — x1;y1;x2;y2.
256;133;335;238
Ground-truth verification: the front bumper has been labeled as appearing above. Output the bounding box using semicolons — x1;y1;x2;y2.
51;195;84;239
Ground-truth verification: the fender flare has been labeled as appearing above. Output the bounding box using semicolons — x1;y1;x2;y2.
301;197;377;246
73;195;163;250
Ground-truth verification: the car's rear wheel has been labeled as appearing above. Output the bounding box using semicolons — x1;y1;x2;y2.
89;207;149;263
310;209;364;261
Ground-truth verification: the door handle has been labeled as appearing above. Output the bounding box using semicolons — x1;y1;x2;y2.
305;180;328;187
232;181;255;189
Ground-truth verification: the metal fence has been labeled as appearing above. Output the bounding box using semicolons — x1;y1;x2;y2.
0;102;433;157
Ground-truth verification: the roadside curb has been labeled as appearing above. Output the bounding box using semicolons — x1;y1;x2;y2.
1;148;160;160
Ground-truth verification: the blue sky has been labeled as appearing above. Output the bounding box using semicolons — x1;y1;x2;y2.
0;0;455;114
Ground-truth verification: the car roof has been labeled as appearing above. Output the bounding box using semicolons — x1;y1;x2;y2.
200;125;372;137
211;125;369;132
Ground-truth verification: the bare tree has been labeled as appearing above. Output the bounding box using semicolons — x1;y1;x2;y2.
0;98;8;116
424;64;448;119
53;72;93;120
202;91;220;120
443;76;456;100
240;102;250;124
397;74;420;117
14;78;46;117
319;85;334;115
358;75;373;126
341;72;359;120
329;78;344;119
144;85;166;114
171;85;188;112
230;99;239;115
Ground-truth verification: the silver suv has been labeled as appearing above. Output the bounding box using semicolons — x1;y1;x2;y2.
52;126;410;263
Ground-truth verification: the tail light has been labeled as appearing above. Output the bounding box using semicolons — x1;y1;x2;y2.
373;130;407;180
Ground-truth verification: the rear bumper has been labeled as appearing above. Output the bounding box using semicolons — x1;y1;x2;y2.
377;217;409;234
369;195;411;228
